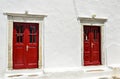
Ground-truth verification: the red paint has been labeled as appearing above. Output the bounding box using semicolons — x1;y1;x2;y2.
13;22;39;69
84;26;101;66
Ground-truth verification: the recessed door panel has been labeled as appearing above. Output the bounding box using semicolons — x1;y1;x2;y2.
84;26;101;66
13;22;39;69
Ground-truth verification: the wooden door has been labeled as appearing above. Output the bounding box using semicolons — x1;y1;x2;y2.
13;22;39;69
84;26;101;66
26;23;39;68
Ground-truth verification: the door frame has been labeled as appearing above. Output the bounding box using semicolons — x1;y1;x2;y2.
78;17;107;66
5;12;47;70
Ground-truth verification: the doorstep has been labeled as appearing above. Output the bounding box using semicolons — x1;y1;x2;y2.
5;69;44;79
81;65;113;78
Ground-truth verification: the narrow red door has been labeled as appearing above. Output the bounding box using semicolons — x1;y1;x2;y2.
84;26;101;66
91;27;101;65
13;22;39;69
26;23;39;68
13;23;26;69
84;26;91;66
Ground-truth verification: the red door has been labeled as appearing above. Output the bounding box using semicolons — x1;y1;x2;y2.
84;26;101;66
13;22;39;69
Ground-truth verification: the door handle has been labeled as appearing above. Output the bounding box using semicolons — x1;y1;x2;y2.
91;43;94;48
26;45;29;52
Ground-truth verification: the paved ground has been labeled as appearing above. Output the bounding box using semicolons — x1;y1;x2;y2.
4;71;113;79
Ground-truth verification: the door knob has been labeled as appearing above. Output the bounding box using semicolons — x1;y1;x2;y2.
26;45;29;52
91;43;94;48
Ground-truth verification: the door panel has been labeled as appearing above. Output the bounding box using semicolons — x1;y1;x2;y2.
84;26;101;66
13;23;26;69
91;27;101;65
13;47;25;69
84;26;91;65
26;23;39;68
13;22;39;69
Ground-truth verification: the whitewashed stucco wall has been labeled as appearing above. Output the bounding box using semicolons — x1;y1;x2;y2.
0;0;120;76
0;12;8;75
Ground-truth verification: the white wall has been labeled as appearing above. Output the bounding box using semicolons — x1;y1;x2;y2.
0;0;120;75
